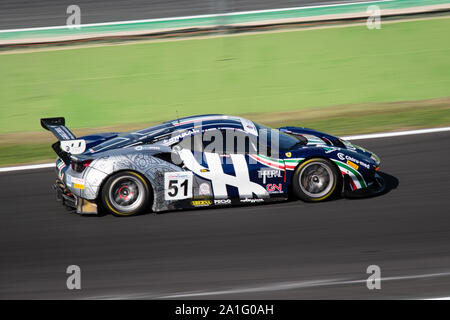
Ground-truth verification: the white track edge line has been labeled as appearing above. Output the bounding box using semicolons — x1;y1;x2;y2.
158;271;450;298
0;163;56;172
0;0;393;33
341;126;450;140
84;271;450;299
1;125;449;173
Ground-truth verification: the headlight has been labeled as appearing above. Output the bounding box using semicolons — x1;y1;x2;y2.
370;153;380;165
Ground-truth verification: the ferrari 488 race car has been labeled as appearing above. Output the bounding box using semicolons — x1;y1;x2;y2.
41;114;384;216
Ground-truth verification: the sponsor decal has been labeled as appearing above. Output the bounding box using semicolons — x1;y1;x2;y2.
200;169;209;172
346;160;359;170
71;177;85;190
266;183;282;193
191;200;212;207
135;145;161;151
214;199;231;205
198;182;211;196
240;198;264;203
60;139;86;155
285;152;292;158
323;146;339;154
337;153;370;169
258;168;282;183
54;126;72;140
162;128;200;145
164;172;193;200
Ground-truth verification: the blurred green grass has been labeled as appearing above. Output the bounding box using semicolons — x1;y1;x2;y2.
0;144;55;166
1;17;449;134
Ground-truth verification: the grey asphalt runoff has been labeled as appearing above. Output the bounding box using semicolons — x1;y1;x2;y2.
0;0;365;29
1;130;450;299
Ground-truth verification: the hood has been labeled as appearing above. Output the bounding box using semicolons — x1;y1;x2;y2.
279;126;380;165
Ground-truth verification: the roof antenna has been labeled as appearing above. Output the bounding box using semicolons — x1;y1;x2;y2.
176;110;180;124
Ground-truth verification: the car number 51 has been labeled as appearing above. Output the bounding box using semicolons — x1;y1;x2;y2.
164;172;193;200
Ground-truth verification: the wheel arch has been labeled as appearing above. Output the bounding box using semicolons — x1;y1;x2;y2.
287;155;344;197
97;168;155;212
290;155;343;182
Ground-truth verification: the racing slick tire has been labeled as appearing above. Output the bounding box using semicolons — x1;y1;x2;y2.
101;171;151;217
292;158;340;202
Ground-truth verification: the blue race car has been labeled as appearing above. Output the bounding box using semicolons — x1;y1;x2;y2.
41;114;384;216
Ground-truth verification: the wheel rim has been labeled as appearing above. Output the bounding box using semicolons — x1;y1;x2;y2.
108;175;145;213
299;162;335;198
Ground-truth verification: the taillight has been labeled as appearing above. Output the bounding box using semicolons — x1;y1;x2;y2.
71;159;93;173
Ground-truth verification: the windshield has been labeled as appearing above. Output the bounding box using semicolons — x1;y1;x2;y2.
254;123;306;152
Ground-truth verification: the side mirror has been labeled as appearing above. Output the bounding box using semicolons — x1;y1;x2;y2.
170;146;184;167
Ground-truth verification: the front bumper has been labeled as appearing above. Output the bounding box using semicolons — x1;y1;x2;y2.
343;173;386;198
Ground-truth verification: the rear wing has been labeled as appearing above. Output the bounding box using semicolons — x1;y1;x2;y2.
41;117;86;164
40;117;76;141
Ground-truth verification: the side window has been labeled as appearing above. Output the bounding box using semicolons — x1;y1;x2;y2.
174;129;259;155
256;129;273;157
203;129;225;154
223;129;258;154
174;133;204;152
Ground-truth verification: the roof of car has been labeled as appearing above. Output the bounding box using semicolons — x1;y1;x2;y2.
166;114;258;136
166;114;241;127
87;115;258;154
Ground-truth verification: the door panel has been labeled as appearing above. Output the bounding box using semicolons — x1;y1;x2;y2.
175;129;288;201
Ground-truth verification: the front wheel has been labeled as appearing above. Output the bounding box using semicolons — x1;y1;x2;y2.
101;171;151;216
292;158;340;202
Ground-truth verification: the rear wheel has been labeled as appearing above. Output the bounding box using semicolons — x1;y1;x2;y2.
292;158;340;202
101;171;151;216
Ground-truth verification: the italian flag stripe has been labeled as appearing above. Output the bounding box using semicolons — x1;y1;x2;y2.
249;155;285;170
256;154;284;164
333;160;367;188
285;158;304;170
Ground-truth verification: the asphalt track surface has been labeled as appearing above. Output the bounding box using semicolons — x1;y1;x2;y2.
1;0;363;29
1;131;450;299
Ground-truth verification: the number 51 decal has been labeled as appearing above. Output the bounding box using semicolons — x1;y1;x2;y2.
164;172;193;200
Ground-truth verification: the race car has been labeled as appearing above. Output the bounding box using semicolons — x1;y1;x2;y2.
41;114;384;216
